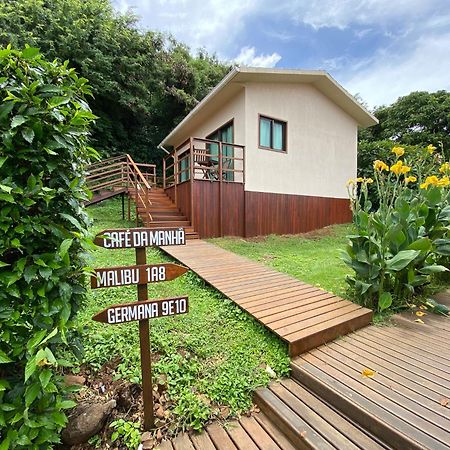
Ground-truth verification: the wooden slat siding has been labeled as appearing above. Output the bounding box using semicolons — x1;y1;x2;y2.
191;181;245;238
161;240;372;357
291;312;450;450
244;191;352;237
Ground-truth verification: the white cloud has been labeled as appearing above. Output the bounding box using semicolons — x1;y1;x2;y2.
341;32;450;108
289;0;444;30
234;46;282;68
112;0;258;55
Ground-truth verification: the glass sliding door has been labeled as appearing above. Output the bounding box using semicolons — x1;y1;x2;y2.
207;120;234;181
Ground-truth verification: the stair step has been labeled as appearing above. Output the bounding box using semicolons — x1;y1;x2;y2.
151;215;188;221
144;221;191;228
254;379;385;450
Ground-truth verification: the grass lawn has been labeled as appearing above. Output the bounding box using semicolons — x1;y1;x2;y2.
210;225;353;299
75;198;290;434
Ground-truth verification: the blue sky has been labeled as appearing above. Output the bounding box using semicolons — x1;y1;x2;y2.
112;0;450;109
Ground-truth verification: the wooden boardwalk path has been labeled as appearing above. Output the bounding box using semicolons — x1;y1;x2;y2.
158;238;450;450
161;239;372;356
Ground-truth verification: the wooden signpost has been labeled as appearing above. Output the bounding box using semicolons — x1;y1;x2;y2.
91;227;188;430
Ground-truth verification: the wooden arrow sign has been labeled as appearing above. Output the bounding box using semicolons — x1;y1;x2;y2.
94;227;186;249
92;296;189;324
91;263;188;289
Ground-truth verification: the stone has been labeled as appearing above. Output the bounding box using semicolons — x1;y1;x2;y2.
141;431;152;442
64;374;86;386
142;439;155;449
155;405;165;419
62;399;116;445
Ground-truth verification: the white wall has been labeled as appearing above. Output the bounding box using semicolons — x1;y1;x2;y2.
244;82;357;199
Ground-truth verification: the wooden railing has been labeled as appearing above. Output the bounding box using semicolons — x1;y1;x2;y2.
86;154;156;223
163;137;245;188
163;137;245;232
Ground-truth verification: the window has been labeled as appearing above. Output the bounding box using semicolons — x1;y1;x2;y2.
207;120;234;181
259;115;287;152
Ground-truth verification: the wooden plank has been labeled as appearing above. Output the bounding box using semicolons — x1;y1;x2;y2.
288;309;373;356
224;421;259;450
339;332;450;398
239;416;282;450
206;423;238;450
348;333;450;387
157;440;175;450
302;352;450;447
280;378;386;450
314;345;450;431
255;386;335;450
278;303;362;336
292;356;448;450
172;433;196;450
253;413;297;450
190;431;216;450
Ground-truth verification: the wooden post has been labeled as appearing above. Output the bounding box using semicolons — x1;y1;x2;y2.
163;157;166;190
174;153;178;206
219;141;223;237
189;138;195;231
127;158;131;221
136;247;155;431
121;192;125;220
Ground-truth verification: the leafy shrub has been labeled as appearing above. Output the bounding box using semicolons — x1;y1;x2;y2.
0;46;97;448
110;419;141;450
343;144;450;312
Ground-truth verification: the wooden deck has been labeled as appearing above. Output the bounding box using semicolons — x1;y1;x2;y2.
292;303;450;450
161;240;372;356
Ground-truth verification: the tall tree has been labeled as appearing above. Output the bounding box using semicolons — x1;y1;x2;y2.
360;91;450;156
0;0;230;163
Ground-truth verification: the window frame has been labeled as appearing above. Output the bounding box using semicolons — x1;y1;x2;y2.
258;114;287;153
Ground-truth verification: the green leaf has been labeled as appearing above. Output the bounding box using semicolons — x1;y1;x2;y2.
25;357;37;382
11;115;26;128
25;382;41;407
419;265;449;274
59;239;73;258
22;127;35;144
22;47;40;59
27;330;47;351
407;238;432;252
386;250;420;271
378;292;392;312
0;156;7;169
0;350;12;364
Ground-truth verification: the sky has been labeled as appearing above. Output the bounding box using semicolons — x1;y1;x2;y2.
112;0;450;109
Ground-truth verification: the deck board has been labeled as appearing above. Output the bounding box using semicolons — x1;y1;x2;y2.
291;309;450;450
161;240;372;356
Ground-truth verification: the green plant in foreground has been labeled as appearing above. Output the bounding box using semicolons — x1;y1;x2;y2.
110;419;141;450
343;144;450;312
0;45;97;448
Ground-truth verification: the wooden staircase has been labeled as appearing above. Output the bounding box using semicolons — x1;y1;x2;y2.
85;154;198;239
129;187;199;239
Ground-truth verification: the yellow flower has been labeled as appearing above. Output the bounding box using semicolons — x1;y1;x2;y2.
426;175;439;185
405;176;417;184
356;177;364;183
426;144;436;154
361;368;376;378
438;176;450;187
390;160;408;176
392;146;405;158
400;165;411;174
439;162;450;173
346;179;355;186
421;175;440;189
365;178;374;184
373;160;389;172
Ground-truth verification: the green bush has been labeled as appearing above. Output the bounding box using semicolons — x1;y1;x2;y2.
0;46;97;448
343;144;450;312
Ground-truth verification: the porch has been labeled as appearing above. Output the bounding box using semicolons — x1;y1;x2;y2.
163;137;246;238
